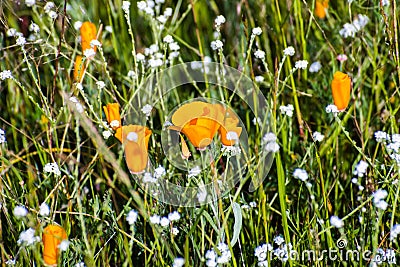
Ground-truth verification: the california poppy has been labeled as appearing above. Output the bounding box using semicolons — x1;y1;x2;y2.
315;0;329;19
331;71;351;111
170;102;225;149
115;125;152;174
217;105;242;146
80;22;97;53
42;225;67;266
103;103;121;130
73;55;85;82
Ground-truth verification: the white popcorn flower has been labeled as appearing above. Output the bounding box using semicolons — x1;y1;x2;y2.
126;210;138;225
381;0;389;6
309;61;321;73
137;1;147;10
29;22;40;33
252;27;262;36
0;129;6;144
143;172;157;183
0;70;13;80
391;153;400;166
157;15;167;24
254;50;266;60
48;11;58;19
17;228;40;246
16;36;26;46
76;83;83;91
90;39;101;48
39;202;50;216
172;257;185;267
169;51;180;60
330;216;344;228
295;60;308;70
312;131;324;142
44;162;61;176
127;132;138;142
14;206;28;218
375;131;389;142
283;46;295;56
7;28;17;37
136;53;145;61
274;235;285;246
293;168;308;181
160;217;170;227
339;23;357;38
69;97;84;113
372;189;388;203
44;2;55;13
280;104;294;117
105;25;113;33
141;104;153;117
164;7;173;17
391;134;400;143
96;81;106;90
127;70;136;78
74;21;83;30
154;166;166;179
353;160;368;177
168;211;181;221
215;15;226;26
253;117;261;125
263;133;277;143
148;58;163;68
325;104;339;114
58;240;70;251
102;130;112;140
390;224;400;241
255;76;264;83
83;48;96;58
163;35;174;43
353;14;369;30
254;243;273;262
149;214;161;224
221;145;241;157
249;202;257;208
265;142;280;153
375;200;388;210
188;166;201;178
122;1;131;13
210;40;223;50
171;227;180;236
25;0;35;7
109;120;120;129
144;7;154;16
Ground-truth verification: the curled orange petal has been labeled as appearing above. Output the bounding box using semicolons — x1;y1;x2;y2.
80;22;97;53
103;103;121;130
180;135;191;159
331;71;351;111
42;225;67;266
217;105;242;146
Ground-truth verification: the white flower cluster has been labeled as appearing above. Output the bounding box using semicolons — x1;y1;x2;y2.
309;61;321;73
390;224;400;241
149;211;181;230
263;132;280;153
293;168;308;182
279;104;294;117
172;257;185;267
221;145;241;157
14;205;28;218
283;46;295;57
25;0;35;7
254;236;294;265
353;160;368;177
205;242;232;266
141;104;153;118
44;162;61;176
330;216;344;228
211;40;223;51
215;15;226;28
371;248;396;265
375;132;400;166
295;60;308;70
96;81;106;90
39;202;50;216
0;70;12;81
0;128;6;144
325;104;339;115
372;189;388;210
339;14;369;38
254;243;273;266
252;27;262;37
312;131;324;142
44;2;57;19
254;49;266;60
18;228;40;246
188;166;201;178
126;210;138;225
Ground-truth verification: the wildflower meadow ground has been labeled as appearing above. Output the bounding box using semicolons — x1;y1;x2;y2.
0;0;400;266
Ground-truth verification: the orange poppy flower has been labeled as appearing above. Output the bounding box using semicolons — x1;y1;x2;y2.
103;103;121;130
315;0;329;19
331;71;351;111
80;22;97;53
42;225;67;266
217;105;242;146
115;125;152;174
73;55;85;82
170;102;224;149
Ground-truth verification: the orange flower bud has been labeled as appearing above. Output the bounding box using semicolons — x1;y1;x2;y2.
80;22;97;53
42;225;67;266
331;71;351;111
73;55;85;82
315;0;329;19
103;103;121;130
115;125;152;174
